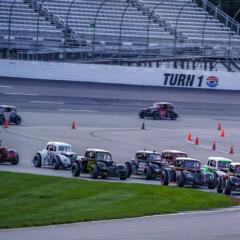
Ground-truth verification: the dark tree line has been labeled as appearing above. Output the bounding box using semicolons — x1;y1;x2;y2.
210;0;240;20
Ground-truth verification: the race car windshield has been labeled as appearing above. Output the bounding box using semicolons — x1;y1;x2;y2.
184;160;200;169
235;166;240;174
148;154;161;161
59;145;71;152
96;152;112;161
218;161;231;169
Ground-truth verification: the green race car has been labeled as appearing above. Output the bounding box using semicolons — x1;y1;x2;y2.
202;157;232;193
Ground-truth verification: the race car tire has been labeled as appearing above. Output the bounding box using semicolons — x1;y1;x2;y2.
216;177;223;193
153;112;160;120
14;115;21;125
52;156;61;170
207;182;216;189
33;154;42;168
0;115;4;125
145;166;153;180
224;179;232;195
170;112;177;120
90;165;99;179
11;154;19;165
71;161;81;177
125;162;132;178
161;170;169;185
177;173;184;187
119;172;128;180
139;110;145;119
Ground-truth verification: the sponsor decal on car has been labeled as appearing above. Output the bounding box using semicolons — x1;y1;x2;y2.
206;76;219;88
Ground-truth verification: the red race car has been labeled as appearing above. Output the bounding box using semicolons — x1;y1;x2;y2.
0;143;19;165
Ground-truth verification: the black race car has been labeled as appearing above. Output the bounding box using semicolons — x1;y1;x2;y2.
0;105;21;125
139;102;178;120
71;148;128;180
125;150;167;180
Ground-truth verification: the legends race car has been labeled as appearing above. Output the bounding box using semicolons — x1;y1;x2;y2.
33;142;77;169
71;149;128;180
125;150;167;180
162;157;216;189
161;150;188;165
139;102;178;120
0;143;19;165
217;162;240;195
202;157;232;193
0;105;21;125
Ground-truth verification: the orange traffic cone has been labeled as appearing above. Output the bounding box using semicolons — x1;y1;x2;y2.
72;121;76;129
141;122;145;130
217;122;221;131
194;137;199;145
220;129;225;137
4;120;8;128
212;141;216;150
229;146;234;154
187;133;192;141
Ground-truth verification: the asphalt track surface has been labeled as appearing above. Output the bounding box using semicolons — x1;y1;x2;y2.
1;77;240;239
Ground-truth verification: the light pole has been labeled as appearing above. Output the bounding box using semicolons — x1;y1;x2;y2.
118;3;131;61
35;0;46;60
201;9;215;50
173;2;192;57
91;0;114;63
146;2;162;57
63;0;78;60
227;8;240;70
7;0;16;59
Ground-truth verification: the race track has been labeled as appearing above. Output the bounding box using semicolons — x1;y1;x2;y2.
0;77;240;239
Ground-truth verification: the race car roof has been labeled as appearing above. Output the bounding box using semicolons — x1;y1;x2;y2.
47;142;71;147
86;148;111;154
136;150;160;154
208;157;233;162
176;157;199;161
0;105;16;109
162;150;187;154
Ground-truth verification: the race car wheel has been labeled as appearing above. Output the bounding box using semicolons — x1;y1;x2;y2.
224;179;232;195
161;170;169;185
216;177;223;193
145;166;153;180
71;161;81;177
125;162;132;178
208;182;216;189
177;173;184;187
90;165;99;179
11;154;19;165
139;110;145;119
119;172;127;180
33;154;42;168
52;156;61;170
170;112;177;120
0;115;4;125
14;115;21;125
153;112;160;120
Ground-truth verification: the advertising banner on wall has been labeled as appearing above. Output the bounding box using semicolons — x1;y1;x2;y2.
0;60;239;90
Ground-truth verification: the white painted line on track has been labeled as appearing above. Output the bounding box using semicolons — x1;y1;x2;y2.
58;108;99;113
0;85;12;88
4;92;39;96
30;100;64;104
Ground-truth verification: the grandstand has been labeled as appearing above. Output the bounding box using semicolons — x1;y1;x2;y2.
0;0;239;71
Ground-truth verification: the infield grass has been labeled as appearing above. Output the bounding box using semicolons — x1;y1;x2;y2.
0;171;236;229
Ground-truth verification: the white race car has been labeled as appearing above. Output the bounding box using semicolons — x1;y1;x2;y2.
33;142;77;169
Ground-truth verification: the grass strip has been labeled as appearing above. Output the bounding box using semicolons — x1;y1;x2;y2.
0;171;235;229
